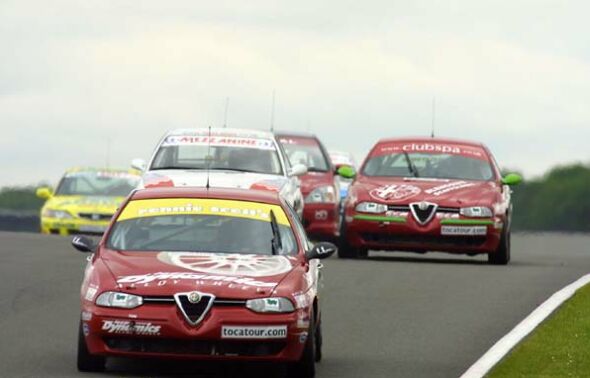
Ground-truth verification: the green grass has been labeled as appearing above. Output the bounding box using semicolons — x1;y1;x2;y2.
489;284;590;377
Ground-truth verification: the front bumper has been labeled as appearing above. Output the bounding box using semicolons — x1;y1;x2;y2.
40;217;109;236
81;303;310;362
302;203;339;241
345;213;503;254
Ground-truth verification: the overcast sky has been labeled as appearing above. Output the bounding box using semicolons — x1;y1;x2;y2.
1;0;589;186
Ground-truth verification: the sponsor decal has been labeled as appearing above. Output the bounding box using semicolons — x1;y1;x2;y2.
441;226;487;236
279;137;317;146
102;320;161;336
117;198;290;225
221;325;287;339
81;311;92;321
142;173;175;188
162;136;276;150
436;212;460;219
299;332;309;344
117;272;279;288
375;142;488;160
249;178;286;193
369;184;421;202
424;181;476;196
386;210;409;218
85;287;98;301
314;210;328;220
82;323;90;336
158;252;293;277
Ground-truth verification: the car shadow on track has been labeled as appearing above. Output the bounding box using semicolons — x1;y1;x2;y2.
103;358;288;378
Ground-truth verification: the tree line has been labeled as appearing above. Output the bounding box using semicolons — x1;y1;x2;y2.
0;163;589;232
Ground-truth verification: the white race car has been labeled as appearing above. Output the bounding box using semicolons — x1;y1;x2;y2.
131;128;307;217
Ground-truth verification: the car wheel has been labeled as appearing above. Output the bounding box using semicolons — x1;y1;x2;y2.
77;320;105;372
315;316;322;363
288;312;316;378
488;226;511;265
337;221;368;259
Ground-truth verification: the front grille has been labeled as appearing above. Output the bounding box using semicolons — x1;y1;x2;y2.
388;205;459;213
175;294;215;325
361;233;487;247
104;337;286;356
78;213;113;221
143;296;245;307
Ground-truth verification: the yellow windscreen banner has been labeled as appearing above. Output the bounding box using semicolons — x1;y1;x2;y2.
117;198;290;226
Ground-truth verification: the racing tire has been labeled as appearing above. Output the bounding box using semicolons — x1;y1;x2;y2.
288;312;317;378
488;226;511;265
77;321;106;372
315;316;323;363
337;222;368;259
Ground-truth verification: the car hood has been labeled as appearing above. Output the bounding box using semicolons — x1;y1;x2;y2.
140;170;289;192
299;171;333;196
101;250;298;299
353;177;499;207
43;195;124;214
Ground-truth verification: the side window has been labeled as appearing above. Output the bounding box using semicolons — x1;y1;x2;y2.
283;201;311;251
276;139;292;172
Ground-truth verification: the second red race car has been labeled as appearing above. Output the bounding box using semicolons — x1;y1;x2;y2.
277;132;355;242
340;137;521;264
73;187;336;377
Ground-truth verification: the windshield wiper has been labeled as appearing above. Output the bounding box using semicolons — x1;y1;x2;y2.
269;210;282;255
402;151;419;178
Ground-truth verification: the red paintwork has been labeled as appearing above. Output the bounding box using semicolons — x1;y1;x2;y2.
343;137;509;255
277;133;340;241
80;187;320;363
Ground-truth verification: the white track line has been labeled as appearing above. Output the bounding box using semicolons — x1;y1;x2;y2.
461;273;590;378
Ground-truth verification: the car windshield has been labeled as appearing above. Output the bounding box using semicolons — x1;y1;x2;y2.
55;171;139;196
150;135;283;175
363;152;494;181
280;137;329;172
107;198;298;255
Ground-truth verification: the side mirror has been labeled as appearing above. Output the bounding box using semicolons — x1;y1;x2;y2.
337;165;356;179
72;235;97;253
502;173;522;186
36;187;53;200
289;164;308;177
306;242;337;260
131;158;147;172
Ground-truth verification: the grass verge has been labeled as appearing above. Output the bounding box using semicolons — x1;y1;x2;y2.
488;283;590;377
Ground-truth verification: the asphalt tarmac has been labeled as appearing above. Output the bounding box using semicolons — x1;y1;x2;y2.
1;231;589;377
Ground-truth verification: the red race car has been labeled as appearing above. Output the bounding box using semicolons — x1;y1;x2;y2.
277;132;355;242
73;187;336;377
340;137;522;264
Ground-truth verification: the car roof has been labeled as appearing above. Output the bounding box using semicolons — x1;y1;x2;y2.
275;131;317;139
166;128;275;140
376;136;486;148
65;167;141;175
131;187;283;205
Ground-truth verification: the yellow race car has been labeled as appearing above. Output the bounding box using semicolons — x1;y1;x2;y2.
36;167;140;236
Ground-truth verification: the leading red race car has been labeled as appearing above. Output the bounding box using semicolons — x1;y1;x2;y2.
340;137;522;264
73;187;336;377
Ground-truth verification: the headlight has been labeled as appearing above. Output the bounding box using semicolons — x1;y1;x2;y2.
96;291;143;309
305;186;337;203
43;209;73;219
246;297;295;313
460;206;493;218
355;202;387;214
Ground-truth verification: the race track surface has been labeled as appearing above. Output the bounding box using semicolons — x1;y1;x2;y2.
1;231;589;377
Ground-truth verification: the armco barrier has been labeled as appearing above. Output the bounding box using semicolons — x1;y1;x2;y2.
0;211;39;233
